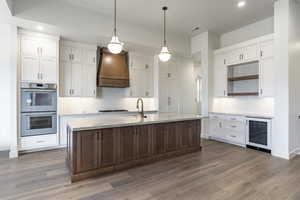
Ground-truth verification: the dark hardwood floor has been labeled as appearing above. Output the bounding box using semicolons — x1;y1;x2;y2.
1;139;300;200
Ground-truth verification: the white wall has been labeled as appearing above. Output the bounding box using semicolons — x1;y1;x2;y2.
59;91;156;115
288;0;300;155
212;97;274;116
191;32;219;116
220;17;274;48
0;24;17;153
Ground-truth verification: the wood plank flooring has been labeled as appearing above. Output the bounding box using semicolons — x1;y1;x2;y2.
1;139;300;200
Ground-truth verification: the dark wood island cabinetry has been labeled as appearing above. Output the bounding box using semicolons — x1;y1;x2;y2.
67;118;201;182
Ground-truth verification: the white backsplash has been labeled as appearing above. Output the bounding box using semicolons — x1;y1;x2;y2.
211;97;274;116
59;88;156;115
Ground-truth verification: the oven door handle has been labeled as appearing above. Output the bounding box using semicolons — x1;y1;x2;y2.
22;89;57;92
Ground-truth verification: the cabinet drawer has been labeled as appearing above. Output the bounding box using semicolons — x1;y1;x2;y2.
225;131;245;145
209;114;225;120
223;120;245;132
223;115;245;122
21;134;58;150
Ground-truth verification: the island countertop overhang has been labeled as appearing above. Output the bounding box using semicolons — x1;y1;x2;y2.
67;113;203;132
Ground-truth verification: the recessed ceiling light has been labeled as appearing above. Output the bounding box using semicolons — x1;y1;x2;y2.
237;1;246;8
36;25;44;31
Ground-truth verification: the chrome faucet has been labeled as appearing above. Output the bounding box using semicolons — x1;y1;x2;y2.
136;98;146;118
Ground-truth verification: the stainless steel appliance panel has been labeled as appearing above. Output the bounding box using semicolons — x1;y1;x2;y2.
21;112;57;137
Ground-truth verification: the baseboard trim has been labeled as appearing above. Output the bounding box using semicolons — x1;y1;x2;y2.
289;148;300;160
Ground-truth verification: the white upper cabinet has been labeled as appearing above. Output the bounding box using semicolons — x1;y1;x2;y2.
213;34;274;98
259;38;274;97
214;53;227;97
128;54;154;98
21;56;40;82
227;44;258;65
20;31;59;84
260;39;274;59
60;42;97;97
227;48;243;65
243;44;258;62
71;63;83;96
21;37;39;58
40;59;57;83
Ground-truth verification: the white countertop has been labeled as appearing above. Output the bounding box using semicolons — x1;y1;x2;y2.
67;113;203;131
209;112;274;119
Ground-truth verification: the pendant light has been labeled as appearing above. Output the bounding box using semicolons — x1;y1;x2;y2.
159;6;171;62
107;0;123;54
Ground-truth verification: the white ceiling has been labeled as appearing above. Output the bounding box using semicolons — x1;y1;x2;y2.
7;0;275;55
60;0;274;36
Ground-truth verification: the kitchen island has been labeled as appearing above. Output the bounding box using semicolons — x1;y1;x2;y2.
66;113;202;182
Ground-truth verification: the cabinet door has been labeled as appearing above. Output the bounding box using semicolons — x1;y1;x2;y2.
243;44;258;62
71;47;82;63
144;64;154;97
21;37;39;58
98;129;116;168
209;118;223;138
227;48;243;65
130;68;145;97
60;61;72;96
82;64;97;97
75;131;98;174
158;77;169;113
60;46;72;62
153;124;166;155
167;79;179;113
214;54;227;97
119;127;137;163
21;37;40;82
260;40;274;59
190;121;200;146
40;58;57;83
260;57;274;97
259;39;274;97
21;56;40;82
40;39;57;60
180;121;198;148
136;125;152;159
84;49;97;65
71;63;83;96
166;123;179;152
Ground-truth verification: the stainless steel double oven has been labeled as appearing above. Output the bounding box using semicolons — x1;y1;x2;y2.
21;83;57;137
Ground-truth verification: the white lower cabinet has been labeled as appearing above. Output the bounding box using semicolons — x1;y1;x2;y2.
20;134;58;151
209;114;246;146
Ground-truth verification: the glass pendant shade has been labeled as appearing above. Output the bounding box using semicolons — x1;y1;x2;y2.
159;46;171;62
159;6;171;62
107;36;123;54
107;0;123;54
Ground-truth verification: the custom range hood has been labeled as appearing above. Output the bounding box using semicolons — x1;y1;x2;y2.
97;47;129;88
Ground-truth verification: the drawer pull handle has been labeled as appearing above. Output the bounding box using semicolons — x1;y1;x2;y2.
230;118;237;120
231;125;237;128
230;135;237;138
36;141;45;143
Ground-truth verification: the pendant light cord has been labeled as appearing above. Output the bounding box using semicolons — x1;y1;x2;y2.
163;7;168;46
114;0;117;36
